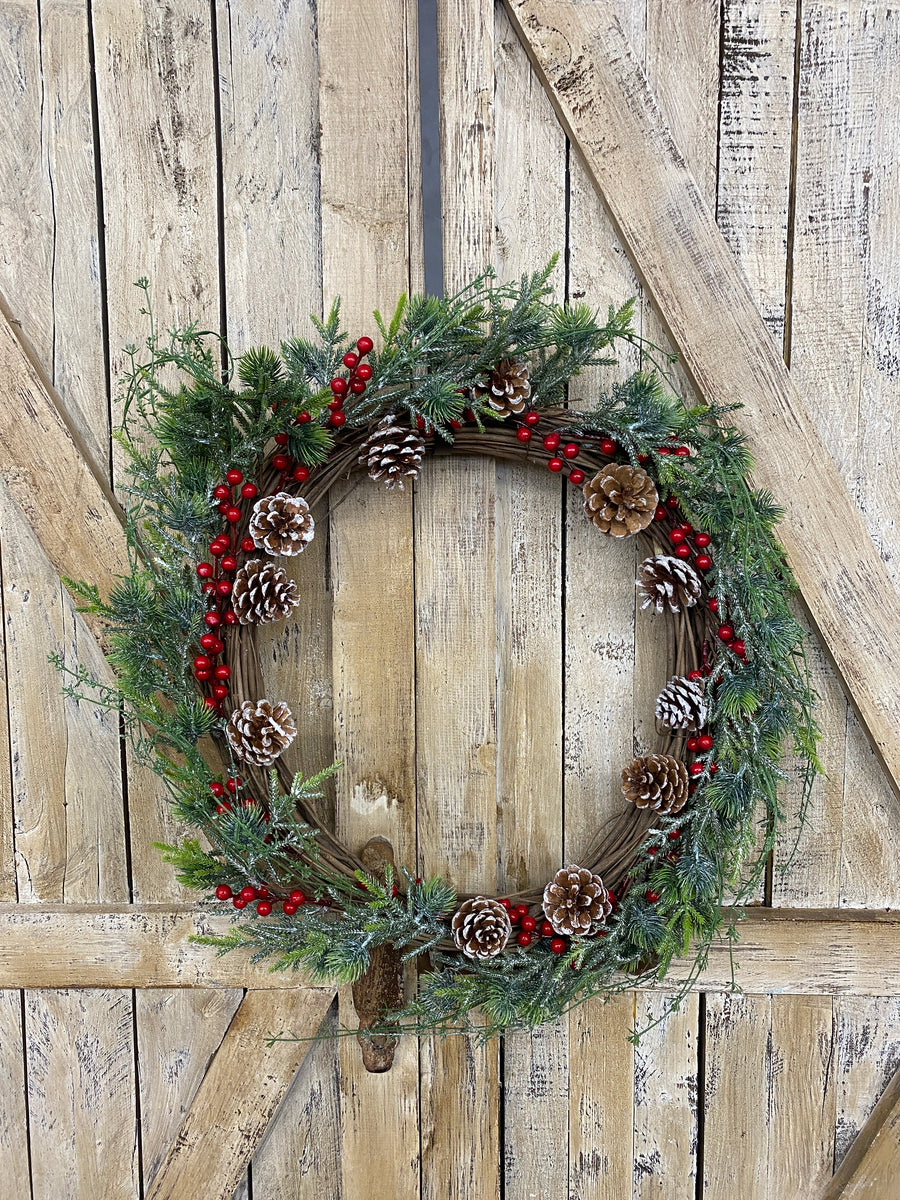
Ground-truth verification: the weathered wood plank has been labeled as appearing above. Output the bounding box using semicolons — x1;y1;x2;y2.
833;997;900;1177
0;906;898;994
502;0;900;800
144;988;335;1200
823;1045;900;1200
317;0;421;1192
0;990;29;1192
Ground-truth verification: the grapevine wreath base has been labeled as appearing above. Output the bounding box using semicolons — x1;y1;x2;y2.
63;265;819;1040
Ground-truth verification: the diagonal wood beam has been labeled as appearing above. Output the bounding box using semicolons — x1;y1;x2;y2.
819;1059;900;1199
504;0;900;798
0;293;128;635
144;987;336;1200
2;904;900;995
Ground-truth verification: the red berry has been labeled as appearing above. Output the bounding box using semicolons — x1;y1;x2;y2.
562;442;580;459
217;501;231;515
212;683;228;700
515;904;529;916
350;379;366;394
194;655;212;671
709;762;718;774
686;737;699;752
695;554;712;570
646;890;661;903
329;411;347;427
542;432;561;451
669;528;685;544
227;777;242;793
293;465;310;482
202;582;216;595
210;781;225;797
327;397;344;411
668;828;681;840
221;554;237;572
214;665;231;680
717;624;734;642
210;637;225;655
731;639;746;657
667;495;680;508
289;890;306;905
195;668;211;681
547;457;564;472
296;411;311;423
709;598;720;613
524;410;540;426
689;762;704;777
698;734;713;751
541;921;554;938
499;898;512;909
233;897;247;909
416;416;427;432
680;523;693;534
200;633;217;650
256;901;272;916
225;506;242;523
649;846;659;856
689;783;697;795
222;610;237;626
197;562;214;578
282;903;298;916
569;469;586;486
695;532;711;548
214;484;231;500
356;363;373;381
654;506;668;521
241;536;256;553
449;419;462;430
272;454;290;471
675;544;692;559
463;408;475;422
274;432;289;446
357;336;374;355
204;612;221;628
516;427;532;443
330;377;348;395
520;915;537;932
226;469;243;485
550;938;567;954
343;352;359;369
216;580;232;597
240;483;258;500
657;446;671;455
675;446;691;457
240;886;257;901
600;438;616;455
638;453;649;464
687;669;703;681
216;802;232;814
215;884;232;900
517;932;532;947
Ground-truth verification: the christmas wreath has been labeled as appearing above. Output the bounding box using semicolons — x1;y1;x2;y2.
60;263;820;1039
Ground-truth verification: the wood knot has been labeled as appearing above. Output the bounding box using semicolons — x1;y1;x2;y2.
350;836;404;1073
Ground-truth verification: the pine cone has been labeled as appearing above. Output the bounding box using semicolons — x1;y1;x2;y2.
542;865;612;936
358;416;425;490
621;754;690;815
583;465;658;538
225;699;297;767
232;559;301;626
475;358;531;417
451;896;512;960
655;676;708;731
638;555;702;614
249;492;315;556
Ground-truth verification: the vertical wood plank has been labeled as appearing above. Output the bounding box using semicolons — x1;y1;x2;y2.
317;0;421;1196
419;3;498;1197
493;5;568;1197
0;990;30;1194
834;997;900;1174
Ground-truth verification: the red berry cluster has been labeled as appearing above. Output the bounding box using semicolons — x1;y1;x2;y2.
511;410;604;487
498;889;616;951
214;882;308;918
655;434;692;458
325;336;374;429
653;503;713;572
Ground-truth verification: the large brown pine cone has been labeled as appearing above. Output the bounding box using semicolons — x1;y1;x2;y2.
358;416;425;490
621;754;690;815
474;358;532;417
583;465;658;538
638;555;702;614
451;896;512;960
249;492;315;556
542;865;612;936
232;559;301;626
655;676;708;731
225;699;297;767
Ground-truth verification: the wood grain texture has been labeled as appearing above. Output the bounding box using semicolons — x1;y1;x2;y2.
503;0;900;801
144;988;335;1200
0;990;29;1191
833;997;900;1175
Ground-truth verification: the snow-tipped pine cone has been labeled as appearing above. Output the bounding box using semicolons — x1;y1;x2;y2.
621;754;690;815
474;358;532;417
637;555;702;614
231;559;301;626
451;896;513;959
249;492;315;556
225;699;297;767
655;676;708;731
542;865;612;936
583;465;658;537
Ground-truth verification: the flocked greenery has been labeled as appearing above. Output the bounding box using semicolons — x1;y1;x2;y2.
58;262;820;1042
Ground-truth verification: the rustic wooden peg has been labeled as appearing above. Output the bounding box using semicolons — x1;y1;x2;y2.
350;836;405;1072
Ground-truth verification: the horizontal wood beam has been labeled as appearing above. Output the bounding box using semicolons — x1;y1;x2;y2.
0;293;128;634
504;0;900;799
1;905;899;994
144;988;336;1200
